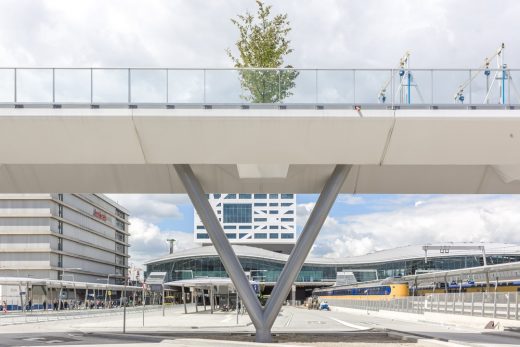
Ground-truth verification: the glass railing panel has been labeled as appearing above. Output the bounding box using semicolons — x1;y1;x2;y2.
432;70;470;105
130;69;167;103
205;69;243;104
16;68;53;103
54;69;91;103
509;70;520;105
167;69;204;103
283;69;316;104
317;70;354;104
392;69;433;105
469;68;510;105
0;69;15;103
355;69;392;104
92;68;128;103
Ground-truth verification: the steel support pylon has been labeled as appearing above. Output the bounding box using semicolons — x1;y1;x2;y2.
174;164;351;343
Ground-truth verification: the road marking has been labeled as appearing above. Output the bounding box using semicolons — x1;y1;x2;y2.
328;317;370;331
284;312;294;327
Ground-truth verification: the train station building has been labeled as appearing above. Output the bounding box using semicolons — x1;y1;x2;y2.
145;242;520;301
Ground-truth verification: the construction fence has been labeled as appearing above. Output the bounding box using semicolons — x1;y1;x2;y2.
327;292;520;320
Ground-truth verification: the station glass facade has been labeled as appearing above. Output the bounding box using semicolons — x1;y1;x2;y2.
146;252;520;284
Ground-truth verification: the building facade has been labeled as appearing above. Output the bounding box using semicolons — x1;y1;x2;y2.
146;242;520;285
194;193;296;254
0;194;129;284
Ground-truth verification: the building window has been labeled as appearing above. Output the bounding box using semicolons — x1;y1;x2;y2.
223;203;252;223
269;210;278;214
281;194;294;199
254;194;267;199
116;209;125;219
116;219;125;231
254;218;267;222
238;194;252;199
196;233;210;239
58;194;63;201
58;254;63;268
254;233;267;239
58;204;63;218
238;233;248;239
116;232;125;242
269;203;278;207
284;210;294;214
116;255;125;266
281;233;294;239
269;194;278;199
224;194;236;199
226;233;237;239
58;221;63;234
281;218;294;222
58;237;63;251
239;225;252;229
213;194;221;199
254;203;267;207
269;233;279;239
224;225;236;229
269;225;279;229
116;243;125;254
196;225;205;229
281;203;293;207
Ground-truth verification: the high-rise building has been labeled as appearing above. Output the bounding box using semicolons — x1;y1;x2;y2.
194;193;296;254
0;194;129;284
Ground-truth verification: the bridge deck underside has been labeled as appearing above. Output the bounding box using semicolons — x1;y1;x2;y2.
1;108;520;193
1;163;519;193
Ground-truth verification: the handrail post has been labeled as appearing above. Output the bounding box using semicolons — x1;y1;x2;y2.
469;69;472;105
165;69;169;104
353;70;356;105
52;68;56;104
128;68;131;104
90;68;93;104
203;69;206;104
14;68;17;103
315;69;318;105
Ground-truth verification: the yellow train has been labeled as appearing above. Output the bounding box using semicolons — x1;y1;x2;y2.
314;281;409;301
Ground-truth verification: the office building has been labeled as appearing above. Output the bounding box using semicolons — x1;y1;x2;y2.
0;194;129;284
194;193;296;254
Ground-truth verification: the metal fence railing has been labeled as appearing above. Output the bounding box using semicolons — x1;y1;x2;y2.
327;292;520;320
0;68;519;108
0;304;166;326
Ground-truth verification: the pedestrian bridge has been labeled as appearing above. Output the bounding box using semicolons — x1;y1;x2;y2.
2;67;520;342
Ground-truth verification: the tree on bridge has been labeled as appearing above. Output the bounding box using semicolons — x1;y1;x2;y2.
227;0;298;103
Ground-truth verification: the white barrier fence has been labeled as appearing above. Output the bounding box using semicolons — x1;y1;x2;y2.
327;292;520;320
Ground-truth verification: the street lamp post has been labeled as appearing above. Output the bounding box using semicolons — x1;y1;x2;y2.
105;274;118;309
59;268;81;311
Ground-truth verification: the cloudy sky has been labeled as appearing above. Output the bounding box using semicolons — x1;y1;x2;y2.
1;0;519;268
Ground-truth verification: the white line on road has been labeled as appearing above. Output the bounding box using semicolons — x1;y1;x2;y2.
328;317;371;331
284;312;294;327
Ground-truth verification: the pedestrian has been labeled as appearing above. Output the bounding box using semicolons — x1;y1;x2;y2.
2;300;7;314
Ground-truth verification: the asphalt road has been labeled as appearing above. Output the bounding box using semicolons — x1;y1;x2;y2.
1;304;520;346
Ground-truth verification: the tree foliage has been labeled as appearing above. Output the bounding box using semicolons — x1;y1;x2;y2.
227;1;298;103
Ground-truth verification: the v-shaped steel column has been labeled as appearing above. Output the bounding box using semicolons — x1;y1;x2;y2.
174;164;351;343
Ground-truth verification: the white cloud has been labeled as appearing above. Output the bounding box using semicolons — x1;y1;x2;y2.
107;194;189;222
339;195;365;205
0;0;519;69
312;195;520;259
128;217;199;269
